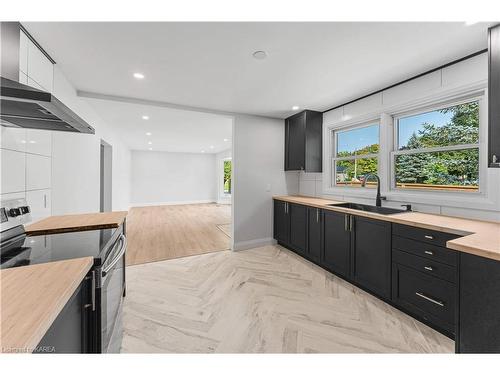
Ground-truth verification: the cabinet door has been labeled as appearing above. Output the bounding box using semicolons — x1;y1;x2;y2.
289;203;307;256
285;113;306;170
274;200;289;245
1;126;26;152
353;216;392;299
26;154;51;191
307;207;322;263
26;129;52;156
26;189;51;222
27;39;54;92
35;275;92;353
1;149;26;194
322;211;351;278
489;25;500;167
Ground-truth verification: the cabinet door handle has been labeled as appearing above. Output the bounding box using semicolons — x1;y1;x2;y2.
424;250;434;256
424;266;433;272
424;235;434;240
44;194;47;208
344;215;349;231
89;270;96;311
349;215;354;232
316;209;319;223
415;292;444;307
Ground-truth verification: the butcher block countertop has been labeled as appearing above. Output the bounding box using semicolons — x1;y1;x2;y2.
25;211;128;236
274;195;500;262
0;257;93;353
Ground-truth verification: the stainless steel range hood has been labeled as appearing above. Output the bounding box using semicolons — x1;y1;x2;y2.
0;22;95;134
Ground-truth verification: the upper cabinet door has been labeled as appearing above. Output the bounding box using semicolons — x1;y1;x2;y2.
284;110;322;172
1;149;26;194
1;126;26;152
19;30;29;75
285;112;306;170
27;38;54;93
26;129;52;157
489;25;500;168
26;154;51;191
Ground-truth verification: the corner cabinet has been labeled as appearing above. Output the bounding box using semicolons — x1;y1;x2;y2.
489;24;500;167
284;110;322;172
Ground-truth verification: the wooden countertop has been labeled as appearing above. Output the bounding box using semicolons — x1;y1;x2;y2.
25;211;128;236
274;195;500;262
0;257;93;353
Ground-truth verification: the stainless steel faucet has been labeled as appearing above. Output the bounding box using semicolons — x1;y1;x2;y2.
361;174;386;207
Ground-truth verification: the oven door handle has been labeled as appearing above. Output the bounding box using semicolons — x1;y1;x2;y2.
102;234;127;277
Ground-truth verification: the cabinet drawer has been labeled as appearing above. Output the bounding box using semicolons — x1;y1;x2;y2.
393;223;459;248
392;235;457;266
392;263;455;334
392;249;456;284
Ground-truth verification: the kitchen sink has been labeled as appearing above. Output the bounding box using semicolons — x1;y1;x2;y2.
327;202;406;215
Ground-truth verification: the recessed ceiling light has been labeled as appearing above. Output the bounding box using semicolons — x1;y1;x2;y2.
223;138;229;142
149;148;153;151
252;50;267;60
292;106;300;111
148;141;152;145
145;132;152;136
201;150;205;153
210;145;214;149
142;115;149;120
133;72;145;79
465;21;479;26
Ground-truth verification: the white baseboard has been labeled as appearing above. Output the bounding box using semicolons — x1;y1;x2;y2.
130;199;215;208
232;237;276;251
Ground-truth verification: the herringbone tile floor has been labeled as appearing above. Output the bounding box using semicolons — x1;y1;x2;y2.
121;245;454;353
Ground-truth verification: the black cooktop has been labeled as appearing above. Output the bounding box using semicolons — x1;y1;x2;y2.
1;227;120;269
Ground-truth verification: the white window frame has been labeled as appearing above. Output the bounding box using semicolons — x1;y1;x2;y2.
331;121;380;189
390;94;484;195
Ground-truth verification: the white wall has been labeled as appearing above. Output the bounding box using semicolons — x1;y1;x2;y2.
51;66;131;214
130;150;217;206
232;114;299;250
299;52;500;222
215;148;231;204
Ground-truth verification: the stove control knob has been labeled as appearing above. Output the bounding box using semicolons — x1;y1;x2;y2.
9;208;22;217
20;206;31;214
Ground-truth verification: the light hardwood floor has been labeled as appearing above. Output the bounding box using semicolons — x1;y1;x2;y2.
126;203;231;266
121;245;454;353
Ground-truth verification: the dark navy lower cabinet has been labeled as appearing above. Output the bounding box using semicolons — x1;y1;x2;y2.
273;200;290;246
35;272;94;353
307;207;322;264
322;210;351;279
457;252;500;353
289;203;307;256
352;216;392;300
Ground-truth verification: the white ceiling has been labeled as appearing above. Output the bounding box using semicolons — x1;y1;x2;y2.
23;22;493;119
85;97;232;153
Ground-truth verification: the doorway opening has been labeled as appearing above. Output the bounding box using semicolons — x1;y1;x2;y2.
100;139;112;212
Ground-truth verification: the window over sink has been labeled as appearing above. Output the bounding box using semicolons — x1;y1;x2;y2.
392;99;480;193
332;123;380;188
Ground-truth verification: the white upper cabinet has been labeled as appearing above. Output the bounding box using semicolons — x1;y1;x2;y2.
1;149;26;194
1;127;27;152
26;129;52;156
19;30;29;75
26;154;51;191
19;29;54;93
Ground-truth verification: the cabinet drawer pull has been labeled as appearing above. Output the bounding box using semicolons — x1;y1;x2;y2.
424;250;434;255
415;292;444;307
424;235;434;240
424;266;433;271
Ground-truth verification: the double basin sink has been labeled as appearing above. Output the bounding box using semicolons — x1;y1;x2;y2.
328;202;408;215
